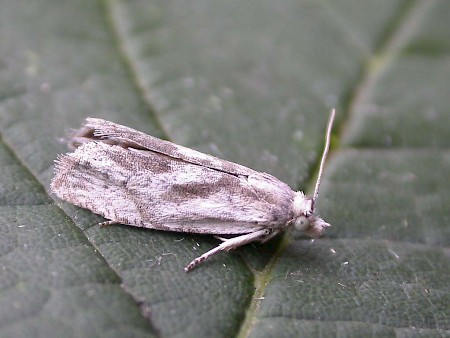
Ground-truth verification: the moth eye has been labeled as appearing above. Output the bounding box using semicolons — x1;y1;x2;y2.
294;215;310;231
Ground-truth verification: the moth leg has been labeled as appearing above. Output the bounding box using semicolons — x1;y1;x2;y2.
185;229;278;272
214;235;229;242
214;230;279;243
259;229;282;243
98;220;120;227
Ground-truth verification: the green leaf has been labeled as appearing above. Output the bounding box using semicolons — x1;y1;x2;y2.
1;0;449;337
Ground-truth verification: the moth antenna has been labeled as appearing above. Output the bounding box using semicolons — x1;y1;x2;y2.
312;109;335;204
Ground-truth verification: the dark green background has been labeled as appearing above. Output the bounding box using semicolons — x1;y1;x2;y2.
0;1;449;337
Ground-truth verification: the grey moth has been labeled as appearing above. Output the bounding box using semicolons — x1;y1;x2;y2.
51;110;335;271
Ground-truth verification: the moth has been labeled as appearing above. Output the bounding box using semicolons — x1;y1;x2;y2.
51;110;335;271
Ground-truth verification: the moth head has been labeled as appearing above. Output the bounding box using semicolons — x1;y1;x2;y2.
292;192;330;238
291;109;335;238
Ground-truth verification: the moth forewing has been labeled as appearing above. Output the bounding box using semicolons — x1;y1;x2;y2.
76;117;257;176
52;141;296;233
52;110;335;271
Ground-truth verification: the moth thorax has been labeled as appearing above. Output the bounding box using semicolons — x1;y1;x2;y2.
293;191;313;217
